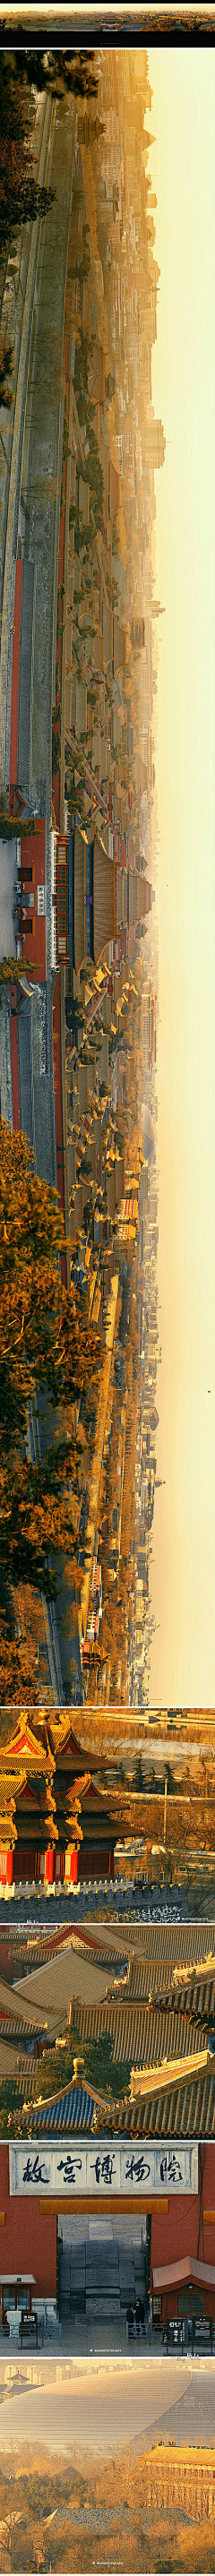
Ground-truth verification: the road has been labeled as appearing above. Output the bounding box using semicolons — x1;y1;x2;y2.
0;2356;215;2452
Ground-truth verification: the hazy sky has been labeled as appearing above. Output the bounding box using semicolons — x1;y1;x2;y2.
146;47;215;1709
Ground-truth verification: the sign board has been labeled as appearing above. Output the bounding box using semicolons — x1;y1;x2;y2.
9;2142;199;2201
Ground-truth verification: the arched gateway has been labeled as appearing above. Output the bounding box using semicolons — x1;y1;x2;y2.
1;2142;215;2347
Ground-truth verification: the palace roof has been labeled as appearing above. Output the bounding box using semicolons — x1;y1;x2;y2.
29;2082;99;2134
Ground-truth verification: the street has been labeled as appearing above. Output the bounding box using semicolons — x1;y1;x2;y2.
0;2354;215;2452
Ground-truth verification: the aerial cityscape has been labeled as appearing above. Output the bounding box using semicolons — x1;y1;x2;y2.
0;41;163;1718
0;33;214;2572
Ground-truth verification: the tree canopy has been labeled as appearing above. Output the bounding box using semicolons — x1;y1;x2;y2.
0;48;99;258
1;47;99;103
0;55;55;254
33;2022;131;2110
0;1118;101;1672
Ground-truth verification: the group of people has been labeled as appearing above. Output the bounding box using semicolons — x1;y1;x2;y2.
126;2293;152;2342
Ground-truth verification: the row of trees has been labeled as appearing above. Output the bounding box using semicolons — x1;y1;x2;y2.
0;55;55;261
0;50;102;423
0;48;99;389
5;49;99;101
0;1118;101;1696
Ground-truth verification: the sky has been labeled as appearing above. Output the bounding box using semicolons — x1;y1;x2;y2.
146;46;215;1709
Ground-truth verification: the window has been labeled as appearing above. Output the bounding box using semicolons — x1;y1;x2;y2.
58;883;66;929
85;843;93;959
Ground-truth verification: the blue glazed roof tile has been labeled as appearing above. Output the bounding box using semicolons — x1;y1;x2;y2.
30;2082;95;2134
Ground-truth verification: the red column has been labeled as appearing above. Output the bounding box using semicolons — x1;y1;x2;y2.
6;1851;13;1886
0;1849;13;1885
64;1847;78;1884
44;1849;54;1885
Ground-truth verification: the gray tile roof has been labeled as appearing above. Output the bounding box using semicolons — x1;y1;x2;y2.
73;1995;206;2068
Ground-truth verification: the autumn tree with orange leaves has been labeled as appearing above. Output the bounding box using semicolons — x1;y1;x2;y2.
0;1120;101;1684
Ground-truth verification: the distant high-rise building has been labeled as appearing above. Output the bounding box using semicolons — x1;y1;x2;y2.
131;615;145;651
144;412;166;469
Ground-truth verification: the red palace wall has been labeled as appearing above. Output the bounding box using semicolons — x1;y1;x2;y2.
19;820;47;981
150;2144;215;2314
9;565;46;979
0;2147;56;2298
10;562;22;785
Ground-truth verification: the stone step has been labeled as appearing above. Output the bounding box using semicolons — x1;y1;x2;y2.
70;2261;86;2274
86;2294;120;2317
85;2273;119;2288
86;2257;119;2272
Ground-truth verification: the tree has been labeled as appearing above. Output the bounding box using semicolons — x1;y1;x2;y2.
73;248;90;285
0;1116;101;1430
112;516;120;555
80;2031;131;2100
80;423;105;524
0;1118;101;1651
0;1624;44;1704
0;2076;25;2137
0;1443;79;1619
106;569;119;614
0;62;56;253
0;786;37;842
33;2022;131;2109
0;956;36;990
0;331;14;408
6;49;99;102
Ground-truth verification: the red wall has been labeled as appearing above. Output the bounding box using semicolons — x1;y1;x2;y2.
0;2147;56;2298
20;820;46;981
150;2144;215;2314
10;563;22;785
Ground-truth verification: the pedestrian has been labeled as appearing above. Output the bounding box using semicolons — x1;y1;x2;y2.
148;2291;152;2346
126;2304;134;2344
